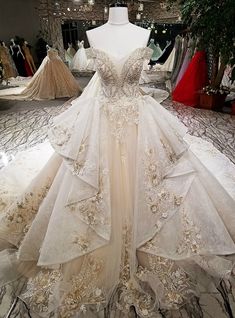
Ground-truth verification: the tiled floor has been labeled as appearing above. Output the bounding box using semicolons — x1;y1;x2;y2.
0;77;235;318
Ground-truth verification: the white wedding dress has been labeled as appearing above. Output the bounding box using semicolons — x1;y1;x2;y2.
0;47;235;318
71;41;88;71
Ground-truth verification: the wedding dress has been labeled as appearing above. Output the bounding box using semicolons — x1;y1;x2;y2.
148;39;162;62
0;47;235;318
0;44;18;79
71;41;88;71
0;49;81;100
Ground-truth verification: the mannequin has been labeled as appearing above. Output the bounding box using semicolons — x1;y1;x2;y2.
86;3;150;58
22;41;37;74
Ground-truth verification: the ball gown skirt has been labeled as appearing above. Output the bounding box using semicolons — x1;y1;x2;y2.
0;49;82;100
0;48;235;318
172;51;208;107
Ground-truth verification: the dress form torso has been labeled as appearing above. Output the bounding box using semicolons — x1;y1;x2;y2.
86;7;150;58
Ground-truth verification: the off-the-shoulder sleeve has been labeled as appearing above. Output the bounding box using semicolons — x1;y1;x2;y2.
86;48;97;71
86;48;96;60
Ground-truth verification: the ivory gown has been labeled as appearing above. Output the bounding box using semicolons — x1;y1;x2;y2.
71;41;88;71
0;47;235;318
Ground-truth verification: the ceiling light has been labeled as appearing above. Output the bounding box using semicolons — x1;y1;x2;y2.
88;0;95;5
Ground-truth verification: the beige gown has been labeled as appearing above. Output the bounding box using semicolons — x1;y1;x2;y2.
0;48;82;100
0;45;18;79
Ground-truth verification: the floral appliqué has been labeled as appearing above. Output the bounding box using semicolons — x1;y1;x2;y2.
176;208;202;255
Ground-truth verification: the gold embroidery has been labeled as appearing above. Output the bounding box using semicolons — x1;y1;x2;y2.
102;97;139;142
68;171;109;228
143;147;184;226
113;225;155;316
3;179;51;244
21;269;62;313
138;255;193;308
59;256;105;318
176;209;202;255
72;233;90;251
160;138;177;163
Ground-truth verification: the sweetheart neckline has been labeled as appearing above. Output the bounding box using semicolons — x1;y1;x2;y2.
87;46;153;81
90;47;152;64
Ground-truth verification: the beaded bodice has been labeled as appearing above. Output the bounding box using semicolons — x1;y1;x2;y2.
87;47;152;141
87;47;152;99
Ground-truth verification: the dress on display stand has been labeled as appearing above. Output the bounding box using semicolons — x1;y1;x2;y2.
148;39;162;62
171;35;188;87
67;43;76;58
172;50;208;107
156;41;174;64
174;38;195;88
22;42;37;74
0;45;235;318
0;48;82;100
10;43;27;77
71;40;88;71
0;43;18;79
65;43;76;69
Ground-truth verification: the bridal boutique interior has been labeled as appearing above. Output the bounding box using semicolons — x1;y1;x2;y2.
0;0;235;317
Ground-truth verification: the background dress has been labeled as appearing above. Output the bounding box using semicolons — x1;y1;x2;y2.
0;48;82;100
71;41;88;71
0;45;18;79
172;51;208;107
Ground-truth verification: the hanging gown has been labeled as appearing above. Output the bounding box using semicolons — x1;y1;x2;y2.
71;41;88;71
172;51;208;107
0;48;82;100
0;47;235;318
171;37;188;87
175;49;191;87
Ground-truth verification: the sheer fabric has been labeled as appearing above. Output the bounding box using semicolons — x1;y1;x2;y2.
0;47;235;318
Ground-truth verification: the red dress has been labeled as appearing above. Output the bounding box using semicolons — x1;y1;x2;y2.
172;51;208;107
24;60;33;76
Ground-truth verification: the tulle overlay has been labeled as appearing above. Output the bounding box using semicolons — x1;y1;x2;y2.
0;47;235;317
